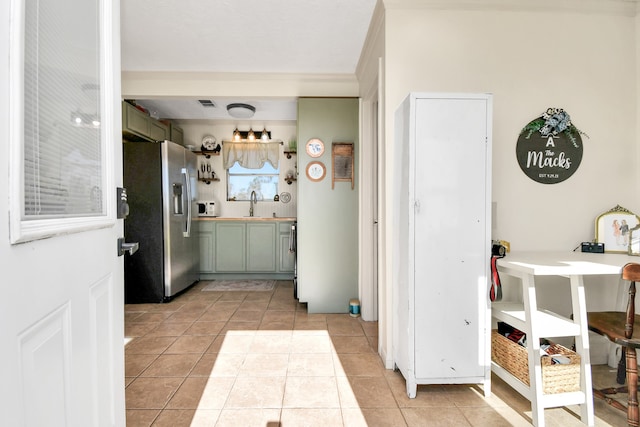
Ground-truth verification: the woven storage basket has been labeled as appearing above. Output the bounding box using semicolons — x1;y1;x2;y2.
491;330;581;394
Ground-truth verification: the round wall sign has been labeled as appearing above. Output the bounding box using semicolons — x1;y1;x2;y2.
516;109;584;184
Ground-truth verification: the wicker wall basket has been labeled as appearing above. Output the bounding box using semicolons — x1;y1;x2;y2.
491;330;581;394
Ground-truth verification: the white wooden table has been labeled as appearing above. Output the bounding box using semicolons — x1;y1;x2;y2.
493;251;638;427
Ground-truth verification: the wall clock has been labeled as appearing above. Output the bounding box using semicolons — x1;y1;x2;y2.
306;161;326;181
306;138;325;158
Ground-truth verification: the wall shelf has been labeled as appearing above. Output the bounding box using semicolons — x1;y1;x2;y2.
194;150;220;159
285;177;297;185
198;178;220;185
284;150;297;159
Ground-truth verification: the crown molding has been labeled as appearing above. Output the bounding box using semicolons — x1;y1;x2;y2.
382;0;639;16
121;71;360;98
356;0;386;79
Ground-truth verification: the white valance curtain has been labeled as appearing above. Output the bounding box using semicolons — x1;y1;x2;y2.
222;142;280;170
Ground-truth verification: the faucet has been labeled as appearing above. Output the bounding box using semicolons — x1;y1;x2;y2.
249;190;257;217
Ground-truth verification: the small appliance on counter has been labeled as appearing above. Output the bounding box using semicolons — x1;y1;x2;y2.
198;200;216;217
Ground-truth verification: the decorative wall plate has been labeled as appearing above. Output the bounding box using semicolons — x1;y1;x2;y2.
280;192;291;203
201;135;217;151
306;161;326;181
306;138;325;158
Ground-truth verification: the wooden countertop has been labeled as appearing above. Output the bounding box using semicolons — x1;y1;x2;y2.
196;217;296;222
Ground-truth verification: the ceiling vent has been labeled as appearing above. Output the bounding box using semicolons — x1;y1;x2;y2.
198;99;216;108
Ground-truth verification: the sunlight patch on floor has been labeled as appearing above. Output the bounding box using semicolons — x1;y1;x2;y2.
196;329;367;426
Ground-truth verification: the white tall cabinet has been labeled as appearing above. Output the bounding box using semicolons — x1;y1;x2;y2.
393;93;492;397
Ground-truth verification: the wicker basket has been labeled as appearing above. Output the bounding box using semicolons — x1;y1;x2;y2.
491;330;581;394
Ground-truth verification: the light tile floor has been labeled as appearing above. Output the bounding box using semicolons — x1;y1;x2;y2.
125;281;628;426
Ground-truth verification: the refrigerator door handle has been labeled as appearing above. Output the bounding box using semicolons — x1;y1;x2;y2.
182;167;192;237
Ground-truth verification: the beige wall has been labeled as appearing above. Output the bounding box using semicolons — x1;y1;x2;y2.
385;5;638;247
358;0;640;365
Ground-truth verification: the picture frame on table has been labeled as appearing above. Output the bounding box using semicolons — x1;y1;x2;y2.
595;205;640;254
629;224;640;256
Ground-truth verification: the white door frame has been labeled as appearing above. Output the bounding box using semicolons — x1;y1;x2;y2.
358;80;380;322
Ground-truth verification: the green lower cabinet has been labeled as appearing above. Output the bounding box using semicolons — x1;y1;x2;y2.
199;220;294;278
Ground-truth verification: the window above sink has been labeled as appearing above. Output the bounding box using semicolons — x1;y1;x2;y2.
227;162;279;201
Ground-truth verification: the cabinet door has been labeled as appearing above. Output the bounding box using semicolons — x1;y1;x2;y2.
199;222;215;273
148;119;169;141
247;223;276;272
279;223;295;272
122;102;149;139
215;222;246;272
170;124;184;146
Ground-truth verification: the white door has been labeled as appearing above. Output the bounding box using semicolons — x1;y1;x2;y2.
0;0;125;426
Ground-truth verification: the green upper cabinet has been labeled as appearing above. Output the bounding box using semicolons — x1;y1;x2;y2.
170;123;184;146
148;119;169;141
122;101;169;142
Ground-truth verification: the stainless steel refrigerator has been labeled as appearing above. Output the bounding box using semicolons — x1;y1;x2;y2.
124;139;199;303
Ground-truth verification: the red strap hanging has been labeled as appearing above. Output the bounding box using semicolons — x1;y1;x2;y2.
490;254;504;302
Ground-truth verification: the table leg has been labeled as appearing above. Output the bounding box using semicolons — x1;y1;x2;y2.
522;273;545;427
570;275;595;426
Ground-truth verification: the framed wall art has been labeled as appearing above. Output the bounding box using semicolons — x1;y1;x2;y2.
595;205;640;254
331;142;354;189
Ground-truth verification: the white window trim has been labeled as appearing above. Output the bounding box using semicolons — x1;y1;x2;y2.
8;0;117;244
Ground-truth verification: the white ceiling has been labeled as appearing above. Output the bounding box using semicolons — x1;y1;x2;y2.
120;0;377;121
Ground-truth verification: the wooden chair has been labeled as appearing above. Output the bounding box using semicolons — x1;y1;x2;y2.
587;262;640;427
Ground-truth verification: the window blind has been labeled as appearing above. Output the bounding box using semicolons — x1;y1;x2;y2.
23;0;103;219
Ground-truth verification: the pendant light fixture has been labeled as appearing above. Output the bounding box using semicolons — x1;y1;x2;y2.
260;128;270;142
233;128;241;141
247;128;256;141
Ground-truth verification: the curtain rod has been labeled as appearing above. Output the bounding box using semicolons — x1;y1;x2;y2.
222;140;283;145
